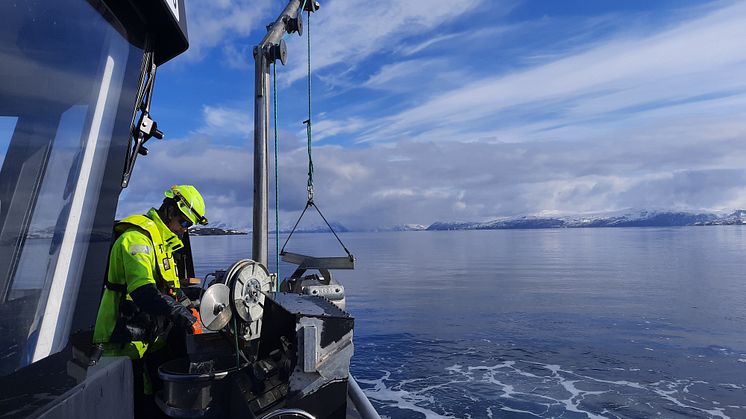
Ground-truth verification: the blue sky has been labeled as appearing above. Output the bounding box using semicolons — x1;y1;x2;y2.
118;0;746;230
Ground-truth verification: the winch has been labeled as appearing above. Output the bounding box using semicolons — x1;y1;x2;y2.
156;255;355;419
199;259;274;340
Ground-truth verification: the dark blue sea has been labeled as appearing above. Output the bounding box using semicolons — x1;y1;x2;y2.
190;227;746;419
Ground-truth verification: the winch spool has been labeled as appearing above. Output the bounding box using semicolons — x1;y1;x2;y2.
199;259;273;340
226;259;272;323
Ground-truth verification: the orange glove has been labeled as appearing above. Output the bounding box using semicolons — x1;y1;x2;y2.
190;307;203;334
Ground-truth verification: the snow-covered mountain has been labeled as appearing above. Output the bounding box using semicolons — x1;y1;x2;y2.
188;209;746;234
279;222;351;234
695;210;746;225
427;209;737;231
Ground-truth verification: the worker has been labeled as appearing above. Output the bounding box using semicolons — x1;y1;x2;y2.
93;184;209;417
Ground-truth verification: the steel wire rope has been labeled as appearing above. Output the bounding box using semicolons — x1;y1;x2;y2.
273;0;309;287
304;5;314;202
232;316;240;369
273;61;280;290
279;200;351;258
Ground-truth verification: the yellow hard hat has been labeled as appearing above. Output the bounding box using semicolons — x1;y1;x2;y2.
164;185;208;225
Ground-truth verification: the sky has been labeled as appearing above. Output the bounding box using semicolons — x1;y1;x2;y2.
117;0;746;230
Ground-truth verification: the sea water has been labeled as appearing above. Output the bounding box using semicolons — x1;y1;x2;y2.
190;227;746;419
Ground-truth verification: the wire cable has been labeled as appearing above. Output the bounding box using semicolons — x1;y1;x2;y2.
305;8;314;202
273;62;281;289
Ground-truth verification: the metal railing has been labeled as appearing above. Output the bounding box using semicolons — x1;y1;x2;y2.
260;408;316;419
348;376;381;419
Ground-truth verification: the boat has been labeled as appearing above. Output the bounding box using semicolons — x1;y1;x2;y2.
0;0;379;417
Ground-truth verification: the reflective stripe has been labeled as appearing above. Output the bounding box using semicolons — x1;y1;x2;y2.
129;244;151;255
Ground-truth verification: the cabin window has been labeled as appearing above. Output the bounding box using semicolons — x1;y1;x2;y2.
8;105;88;299
0;118;17;161
0;0;142;375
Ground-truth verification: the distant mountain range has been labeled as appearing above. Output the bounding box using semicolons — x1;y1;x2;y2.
198;210;746;233
278;222;351;234
427;209;746;231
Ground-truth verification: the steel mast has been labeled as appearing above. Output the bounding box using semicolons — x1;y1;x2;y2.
252;0;314;266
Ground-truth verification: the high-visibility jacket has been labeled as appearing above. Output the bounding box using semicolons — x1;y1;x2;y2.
93;208;184;357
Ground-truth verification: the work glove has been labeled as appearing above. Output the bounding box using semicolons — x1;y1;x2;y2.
131;283;198;333
169;303;198;334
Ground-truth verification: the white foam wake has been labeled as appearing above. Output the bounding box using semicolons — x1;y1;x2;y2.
358;360;746;418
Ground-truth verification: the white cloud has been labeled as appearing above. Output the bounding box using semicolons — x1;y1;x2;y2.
282;0;485;85
308;117;367;142
202;105;253;137
396;33;460;57
222;43;254;70
372;188;416;199
118;134;254;226
183;0;273;61
363;59;445;89
350;2;746;144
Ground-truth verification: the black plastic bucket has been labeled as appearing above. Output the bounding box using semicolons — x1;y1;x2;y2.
156;356;244;417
